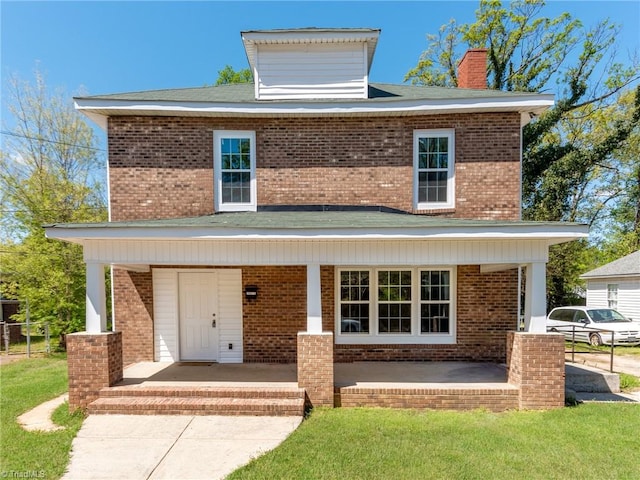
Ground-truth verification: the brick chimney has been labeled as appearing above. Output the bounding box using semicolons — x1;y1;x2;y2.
457;48;487;89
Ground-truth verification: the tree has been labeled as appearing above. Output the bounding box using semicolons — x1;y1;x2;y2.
0;69;107;343
215;65;253;85
406;0;640;306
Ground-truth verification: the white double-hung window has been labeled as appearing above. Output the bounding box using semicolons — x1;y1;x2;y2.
413;129;455;210
214;130;257;212
336;266;456;344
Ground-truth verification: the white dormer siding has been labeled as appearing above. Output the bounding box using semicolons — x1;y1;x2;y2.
256;43;368;100
242;28;380;100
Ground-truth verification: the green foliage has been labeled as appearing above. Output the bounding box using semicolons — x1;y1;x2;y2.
0;356;85;478
0;70;107;338
406;0;640;305
229;406;640;479
215;65;253;85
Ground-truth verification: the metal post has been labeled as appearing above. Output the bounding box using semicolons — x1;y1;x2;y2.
571;325;575;363
26;299;30;358
45;323;50;354
3;322;8;353
610;331;615;373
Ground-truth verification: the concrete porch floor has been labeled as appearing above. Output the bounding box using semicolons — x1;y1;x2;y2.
120;361;509;388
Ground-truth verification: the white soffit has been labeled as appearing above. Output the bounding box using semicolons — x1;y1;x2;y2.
74;95;554;131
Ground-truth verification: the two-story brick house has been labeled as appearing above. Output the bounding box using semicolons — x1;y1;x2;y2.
47;28;587;413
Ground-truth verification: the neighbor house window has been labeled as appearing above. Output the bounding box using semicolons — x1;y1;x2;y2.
214;131;256;211
336;267;456;344
414;130;455;210
607;284;618;309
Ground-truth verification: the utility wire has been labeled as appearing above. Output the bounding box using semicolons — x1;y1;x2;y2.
0;130;106;152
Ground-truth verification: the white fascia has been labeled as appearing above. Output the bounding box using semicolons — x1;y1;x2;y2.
45;224;588;244
74;95;554;131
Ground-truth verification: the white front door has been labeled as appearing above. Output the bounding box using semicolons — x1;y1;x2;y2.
179;272;219;361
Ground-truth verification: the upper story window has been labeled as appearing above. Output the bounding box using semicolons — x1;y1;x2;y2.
413;129;455;210
213;130;257;212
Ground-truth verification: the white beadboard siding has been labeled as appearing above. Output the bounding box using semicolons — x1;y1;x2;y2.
586;278;640;321
216;269;243;363
256;43;367;100
153;269;242;363
153;269;179;362
86;239;550;266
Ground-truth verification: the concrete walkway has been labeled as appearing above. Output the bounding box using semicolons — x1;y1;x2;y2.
568;352;640;377
62;415;302;480
17;393;68;432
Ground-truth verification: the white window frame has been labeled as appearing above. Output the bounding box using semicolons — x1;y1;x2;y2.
413;129;455;210
213;130;257;212
607;284;618;309
335;266;457;345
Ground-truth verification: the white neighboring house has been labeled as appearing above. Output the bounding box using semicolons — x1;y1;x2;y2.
581;251;640;321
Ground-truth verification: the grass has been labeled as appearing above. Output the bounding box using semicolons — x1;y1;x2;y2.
228;406;640;480
620;372;640;391
565;341;640;358
0;355;85;479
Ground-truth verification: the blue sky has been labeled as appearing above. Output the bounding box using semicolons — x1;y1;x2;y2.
1;0;639;135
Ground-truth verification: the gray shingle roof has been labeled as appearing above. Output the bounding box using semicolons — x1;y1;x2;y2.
45;209;583;231
581;251;640;279
75;82;542;104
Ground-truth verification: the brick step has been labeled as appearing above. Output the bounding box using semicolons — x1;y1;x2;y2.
335;385;519;412
88;395;305;416
99;385;306;400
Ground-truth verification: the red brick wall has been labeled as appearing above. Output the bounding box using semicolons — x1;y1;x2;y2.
108;113;521;221
67;332;123;409
507;332;565;409
242;266;307;363
297;332;334;407
113;264;517;364
113;269;154;365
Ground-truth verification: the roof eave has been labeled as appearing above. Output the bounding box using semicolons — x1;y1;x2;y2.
74;95;554;131
580;272;640;280
45;224;588;245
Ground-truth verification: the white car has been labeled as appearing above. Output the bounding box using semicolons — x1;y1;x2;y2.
547;307;640;346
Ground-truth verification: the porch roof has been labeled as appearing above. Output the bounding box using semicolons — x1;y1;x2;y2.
45;210;588;244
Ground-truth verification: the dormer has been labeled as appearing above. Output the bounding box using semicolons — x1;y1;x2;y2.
241;28;380;100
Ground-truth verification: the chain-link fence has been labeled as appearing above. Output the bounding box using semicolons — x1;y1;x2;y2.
1;321;51;356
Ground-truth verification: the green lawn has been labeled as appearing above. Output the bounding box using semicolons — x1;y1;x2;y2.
0;355;84;479
229;406;640;480
2;356;639;480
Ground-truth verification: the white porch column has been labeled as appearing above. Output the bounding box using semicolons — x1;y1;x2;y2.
86;262;107;333
306;263;323;333
524;262;547;333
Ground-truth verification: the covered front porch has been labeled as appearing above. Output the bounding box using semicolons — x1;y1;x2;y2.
87;360;520;415
46;210;587;412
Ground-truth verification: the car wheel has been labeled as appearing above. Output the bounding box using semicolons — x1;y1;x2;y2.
589;333;603;347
